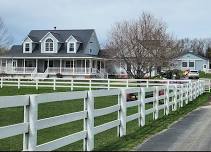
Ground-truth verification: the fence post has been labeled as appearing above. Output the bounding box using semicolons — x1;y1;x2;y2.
146;80;149;87
36;78;38;90
108;79;110;90
119;89;127;137
173;85;177;111
185;84;188;104
0;77;2;88
23;105;29;151
140;87;145;126
155;86;159;120
180;84;184;107
18;78;20;89
89;79;92;91
71;79;73;91
83;97;87;151
166;83;169;115
27;95;38;151
86;91;94;151
53;78;56;91
189;82;193;101
126;79;129;88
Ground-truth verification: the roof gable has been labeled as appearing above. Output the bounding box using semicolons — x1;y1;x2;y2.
176;52;208;61
39;32;59;42
65;35;81;43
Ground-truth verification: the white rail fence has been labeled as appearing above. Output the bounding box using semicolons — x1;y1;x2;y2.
0;80;205;151
1;77;205;91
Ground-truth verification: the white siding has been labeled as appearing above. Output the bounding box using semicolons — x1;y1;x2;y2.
23;37;33;53
84;31;100;55
40;33;58;53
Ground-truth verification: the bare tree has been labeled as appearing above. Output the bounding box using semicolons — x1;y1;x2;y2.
177;38;211;56
106;12;178;78
0;17;12;54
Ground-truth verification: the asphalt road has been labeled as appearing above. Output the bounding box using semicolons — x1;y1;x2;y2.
137;105;211;151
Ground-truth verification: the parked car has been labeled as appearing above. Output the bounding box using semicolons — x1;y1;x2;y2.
188;70;199;79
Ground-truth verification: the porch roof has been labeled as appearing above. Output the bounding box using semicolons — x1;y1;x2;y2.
0;45;105;59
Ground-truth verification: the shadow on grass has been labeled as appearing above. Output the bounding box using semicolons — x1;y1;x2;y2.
95;93;210;151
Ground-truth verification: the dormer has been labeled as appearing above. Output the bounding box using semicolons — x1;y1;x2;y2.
65;35;81;53
23;36;33;53
40;32;59;53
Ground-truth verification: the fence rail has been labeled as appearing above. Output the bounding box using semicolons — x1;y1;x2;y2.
0;80;205;151
0;77;203;91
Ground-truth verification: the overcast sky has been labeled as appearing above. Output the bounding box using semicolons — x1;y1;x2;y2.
0;0;210;46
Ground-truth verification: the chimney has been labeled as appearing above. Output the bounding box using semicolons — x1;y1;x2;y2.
54;26;56;30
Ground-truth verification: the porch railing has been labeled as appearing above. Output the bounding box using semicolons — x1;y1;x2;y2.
0;67;36;74
46;67;102;75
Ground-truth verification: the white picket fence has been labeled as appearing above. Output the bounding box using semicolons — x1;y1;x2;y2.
0;80;205;151
0;77;200;91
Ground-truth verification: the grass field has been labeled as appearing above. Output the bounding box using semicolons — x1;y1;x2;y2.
0;86;209;151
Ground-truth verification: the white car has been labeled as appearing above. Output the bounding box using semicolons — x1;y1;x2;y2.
188;70;199;79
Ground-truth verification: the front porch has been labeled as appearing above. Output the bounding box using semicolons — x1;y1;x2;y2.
0;58;108;78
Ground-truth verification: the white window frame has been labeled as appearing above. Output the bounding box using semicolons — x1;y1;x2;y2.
189;61;195;68
182;61;188;68
25;43;30;52
69;43;75;52
67;42;76;53
23;42;32;53
45;38;54;52
65;60;71;68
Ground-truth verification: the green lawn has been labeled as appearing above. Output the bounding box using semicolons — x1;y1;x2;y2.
199;71;211;79
0;87;209;151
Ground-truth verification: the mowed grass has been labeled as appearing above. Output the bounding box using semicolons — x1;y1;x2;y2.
0;86;209;151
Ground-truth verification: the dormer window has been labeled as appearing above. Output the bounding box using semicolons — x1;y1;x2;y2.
45;38;54;52
69;43;75;52
25;43;30;52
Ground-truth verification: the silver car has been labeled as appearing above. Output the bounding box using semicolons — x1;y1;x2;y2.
188;70;199;79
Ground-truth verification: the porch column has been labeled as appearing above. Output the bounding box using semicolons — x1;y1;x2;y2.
48;59;49;68
73;59;75;74
100;60;102;73
95;60;97;71
89;59;92;74
36;59;38;73
81;60;83;73
12;58;13;73
6;59;7;70
60;59;62;73
23;59;25;74
85;59;87;74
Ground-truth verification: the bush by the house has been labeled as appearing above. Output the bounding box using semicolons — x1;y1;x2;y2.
56;73;63;78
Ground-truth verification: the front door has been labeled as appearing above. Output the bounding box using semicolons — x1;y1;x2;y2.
12;60;17;68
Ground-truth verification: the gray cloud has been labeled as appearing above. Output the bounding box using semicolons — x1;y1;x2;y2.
0;0;211;45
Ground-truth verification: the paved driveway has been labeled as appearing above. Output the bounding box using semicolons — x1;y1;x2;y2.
137;105;211;151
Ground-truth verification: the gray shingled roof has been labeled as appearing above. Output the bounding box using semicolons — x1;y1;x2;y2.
1;29;101;58
1;45;99;58
29;29;93;44
177;51;208;61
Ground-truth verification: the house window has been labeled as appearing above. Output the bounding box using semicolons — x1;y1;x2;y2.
90;49;92;53
45;38;54;52
189;62;194;68
182;62;187;67
25;60;33;67
204;64;207;69
25;43;30;52
2;60;6;66
69;43;75;52
65;61;71;67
